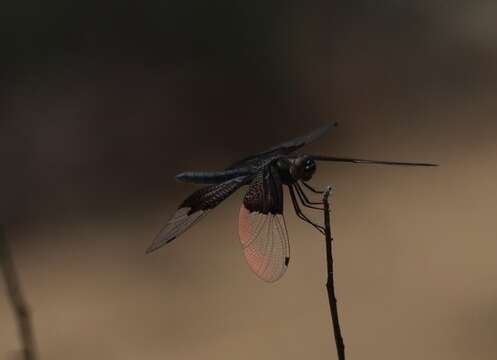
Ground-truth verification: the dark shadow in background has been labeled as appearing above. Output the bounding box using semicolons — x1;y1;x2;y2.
2;0;495;223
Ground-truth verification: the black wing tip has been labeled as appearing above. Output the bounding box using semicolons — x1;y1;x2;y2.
285;257;290;266
145;237;175;254
145;245;157;254
321;122;338;131
399;162;439;167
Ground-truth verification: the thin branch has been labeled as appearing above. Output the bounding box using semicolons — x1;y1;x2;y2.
0;226;37;360
323;187;345;360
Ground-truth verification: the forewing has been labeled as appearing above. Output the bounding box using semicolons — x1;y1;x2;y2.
228;122;336;170
147;176;247;253
238;166;290;282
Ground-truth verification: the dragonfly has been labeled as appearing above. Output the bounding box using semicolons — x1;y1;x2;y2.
146;122;437;282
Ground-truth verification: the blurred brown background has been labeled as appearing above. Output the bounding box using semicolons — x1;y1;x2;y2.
1;1;497;359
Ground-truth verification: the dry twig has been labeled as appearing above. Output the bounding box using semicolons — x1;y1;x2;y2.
323;187;345;360
0;226;37;360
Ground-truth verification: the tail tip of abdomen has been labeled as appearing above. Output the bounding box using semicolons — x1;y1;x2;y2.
175;172;188;182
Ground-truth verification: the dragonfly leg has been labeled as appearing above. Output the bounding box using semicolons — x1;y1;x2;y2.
301;181;325;194
295;182;327;208
289;186;325;234
294;184;328;211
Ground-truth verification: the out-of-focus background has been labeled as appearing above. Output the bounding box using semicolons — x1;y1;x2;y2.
1;1;497;359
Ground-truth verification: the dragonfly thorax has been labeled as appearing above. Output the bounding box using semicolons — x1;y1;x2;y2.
276;156;316;184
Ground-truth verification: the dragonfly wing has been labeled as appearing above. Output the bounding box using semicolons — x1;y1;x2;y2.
263;121;337;156
147;176;248;253
238;166;290;282
228;122;337;170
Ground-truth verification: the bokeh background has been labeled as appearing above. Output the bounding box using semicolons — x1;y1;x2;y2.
1;1;497;359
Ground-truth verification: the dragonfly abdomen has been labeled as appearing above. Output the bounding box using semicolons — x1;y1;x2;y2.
176;169;253;184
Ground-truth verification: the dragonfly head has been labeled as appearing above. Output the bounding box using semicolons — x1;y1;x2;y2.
291;155;316;181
